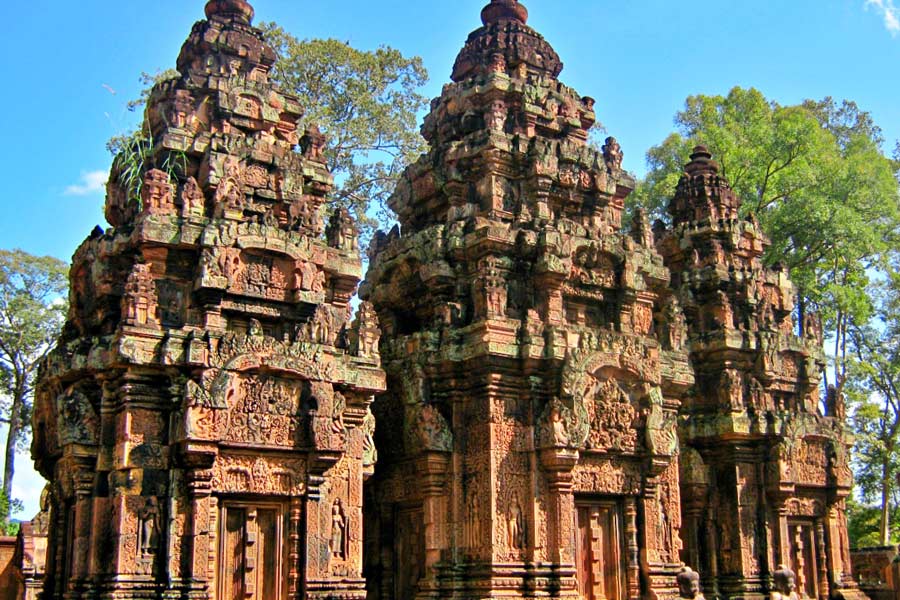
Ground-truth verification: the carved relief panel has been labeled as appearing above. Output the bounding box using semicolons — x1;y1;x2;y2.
223;374;306;447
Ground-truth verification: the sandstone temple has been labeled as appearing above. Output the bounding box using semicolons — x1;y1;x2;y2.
28;1;861;599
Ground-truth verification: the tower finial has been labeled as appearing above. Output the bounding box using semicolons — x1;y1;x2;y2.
481;0;529;26
205;0;255;25
685;145;719;176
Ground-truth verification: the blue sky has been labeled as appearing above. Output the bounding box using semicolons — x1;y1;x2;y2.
1;0;899;516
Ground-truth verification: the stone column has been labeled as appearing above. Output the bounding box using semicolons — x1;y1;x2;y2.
625;497;640;600
288;497;303;600
416;452;450;600
826;502;846;589
185;468;214;599
816;520;830;600
540;447;579;597
777;502;791;571
66;468;94;598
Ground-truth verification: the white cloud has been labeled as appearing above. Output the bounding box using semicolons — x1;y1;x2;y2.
866;0;900;36
64;170;107;196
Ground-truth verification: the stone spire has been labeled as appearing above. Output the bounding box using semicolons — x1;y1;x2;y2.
361;1;689;598
481;0;529;25
669;145;742;225
204;0;255;24
33;2;385;599
684;145;719;176
452;0;561;81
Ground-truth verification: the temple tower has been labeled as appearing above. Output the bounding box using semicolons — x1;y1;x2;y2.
658;147;861;600
31;2;384;598
361;1;693;598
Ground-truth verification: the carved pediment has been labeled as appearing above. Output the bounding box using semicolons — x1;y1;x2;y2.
559;337;673;456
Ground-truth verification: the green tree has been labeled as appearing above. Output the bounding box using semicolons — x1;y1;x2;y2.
0;250;68;510
259;25;429;233
0;490;23;535
847;268;900;545
846;497;900;548
633;88;900;392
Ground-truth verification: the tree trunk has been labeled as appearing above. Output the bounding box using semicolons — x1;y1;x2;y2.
2;389;22;507
881;458;892;546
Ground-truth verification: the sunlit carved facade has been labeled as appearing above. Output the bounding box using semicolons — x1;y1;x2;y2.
30;1;861;600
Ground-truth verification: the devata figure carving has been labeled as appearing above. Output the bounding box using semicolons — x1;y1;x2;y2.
331;501;347;561
139;497;160;556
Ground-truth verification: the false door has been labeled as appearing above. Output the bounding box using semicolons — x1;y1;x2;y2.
218;501;287;600
788;519;820;600
576;499;626;600
394;507;425;600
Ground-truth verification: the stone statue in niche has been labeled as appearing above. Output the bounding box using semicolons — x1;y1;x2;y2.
771;565;800;600
826;385;846;421
632;302;654;336
141;169;175;216
677;567;705;600
139;497;160;555
488;51;507;74
549;402;569;447
31;486;52;535
200;248;222;281
179;177;205;218
310;305;335;345
803;311;823;346
718;369;744;411
658;296;686;351
215;157;244;214
301;124;327;162
293;260;318;292
409;402;453;452
602;136;623;171
330;500;346;561
477;258;507;319
59;388;99;445
326;207;359;252
362;407;377;467
712;290;733;330
122;263;157;327
170;89;194;130
355;302;381;358
631;208;654;247
487;99;507;131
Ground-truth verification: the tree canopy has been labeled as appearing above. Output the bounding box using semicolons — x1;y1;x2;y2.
0;249;67;509
847;264;900;545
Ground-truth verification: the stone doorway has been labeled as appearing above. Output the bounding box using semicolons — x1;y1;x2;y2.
575;499;627;600
217;500;288;600
788;519;820;600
